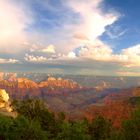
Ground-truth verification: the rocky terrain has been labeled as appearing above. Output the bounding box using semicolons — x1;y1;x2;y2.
0;75;83;99
0;89;15;117
1;72;140;88
0;72;140;121
0;78;40;98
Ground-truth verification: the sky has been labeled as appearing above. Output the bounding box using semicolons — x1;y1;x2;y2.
0;0;140;76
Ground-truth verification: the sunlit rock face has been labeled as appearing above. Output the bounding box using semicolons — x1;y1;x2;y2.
95;81;111;91
39;77;81;89
0;78;41;98
0;76;82;98
0;89;12;112
133;87;140;96
0;89;9;102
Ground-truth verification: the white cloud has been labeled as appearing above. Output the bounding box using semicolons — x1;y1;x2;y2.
72;40;112;61
67;52;76;58
66;0;118;42
0;0;139;75
24;54;47;63
39;45;56;53
120;44;140;67
0;0;118;55
0;0;32;53
122;44;140;55
27;41;139;68
106;28;128;39
29;44;56;54
65;41;140;67
43;0;119;54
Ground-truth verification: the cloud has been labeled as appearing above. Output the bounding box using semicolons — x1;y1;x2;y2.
0;0;139;76
122;44;140;55
39;45;56;53
25;41;140;69
37;0;119;54
117;71;140;76
0;0;32;53
67;52;76;58
73;33;89;41
30;44;56;54
0;58;18;64
65;0;118;42
120;44;140;67
0;0;118;55
24;54;47;63
72;40;112;60
106;29;128;39
65;41;140;68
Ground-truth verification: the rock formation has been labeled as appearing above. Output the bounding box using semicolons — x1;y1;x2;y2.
0;76;82;98
0;78;41;98
39;77;81;89
0;89;12;112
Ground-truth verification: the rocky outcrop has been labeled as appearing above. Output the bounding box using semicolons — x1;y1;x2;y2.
39;77;82;95
39;77;81;89
0;89;12;112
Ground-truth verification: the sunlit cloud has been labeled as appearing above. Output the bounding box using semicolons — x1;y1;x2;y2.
66;0;118;42
0;58;19;64
24;54;47;63
117;71;140;76
40;45;56;53
67;42;140;67
0;0;32;53
29;44;56;54
0;0;139;75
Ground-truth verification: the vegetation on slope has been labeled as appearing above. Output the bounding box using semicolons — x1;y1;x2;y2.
0;98;140;140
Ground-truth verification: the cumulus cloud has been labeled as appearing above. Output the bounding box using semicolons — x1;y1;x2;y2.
67;52;76;58
66;0;118;42
120;44;140;67
25;41;140;69
42;0;119;54
0;0;139;75
30;44;56;54
122;44;140;55
71;40;112;60
24;54;47;63
60;0;139;68
0;0;118;55
65;41;140;67
39;45;56;53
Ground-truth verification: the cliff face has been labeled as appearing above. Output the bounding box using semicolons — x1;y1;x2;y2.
0;77;82;98
0;89;12;112
39;77;82;95
39;77;81;89
0;78;41;98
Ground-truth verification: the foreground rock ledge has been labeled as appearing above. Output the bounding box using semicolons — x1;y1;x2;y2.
0;89;16;117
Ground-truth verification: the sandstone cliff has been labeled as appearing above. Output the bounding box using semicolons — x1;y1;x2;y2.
0;89;13;113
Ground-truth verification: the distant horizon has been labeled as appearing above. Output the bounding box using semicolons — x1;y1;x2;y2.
0;71;140;77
